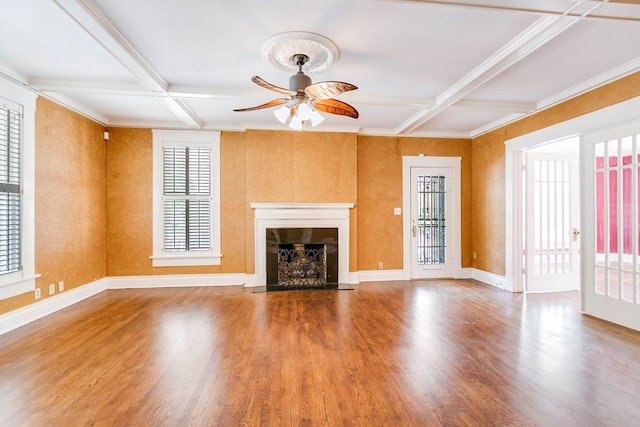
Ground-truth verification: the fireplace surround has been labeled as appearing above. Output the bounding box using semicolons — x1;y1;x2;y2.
250;203;354;286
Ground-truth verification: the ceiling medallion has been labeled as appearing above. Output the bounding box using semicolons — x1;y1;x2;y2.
262;31;340;74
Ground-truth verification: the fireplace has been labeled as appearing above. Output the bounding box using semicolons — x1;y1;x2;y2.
251;203;354;286
266;227;338;291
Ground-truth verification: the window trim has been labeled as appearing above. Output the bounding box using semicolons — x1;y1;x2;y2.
151;130;221;267
0;77;38;300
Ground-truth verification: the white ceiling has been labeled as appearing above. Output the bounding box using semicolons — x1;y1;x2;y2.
1;0;639;138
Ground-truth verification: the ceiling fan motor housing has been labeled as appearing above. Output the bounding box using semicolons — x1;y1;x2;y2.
289;72;311;92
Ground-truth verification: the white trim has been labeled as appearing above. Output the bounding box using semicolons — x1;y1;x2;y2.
0;274;41;300
0;278;107;335
107;273;247;289
346;272;360;284
358;270;404;282
472;269;506;289
40;92;108;125
460;267;474;279
402;156;462;280
151;130;221;267
505;96;640;294
0;76;38;300
149;254;223;267
250;203;354;285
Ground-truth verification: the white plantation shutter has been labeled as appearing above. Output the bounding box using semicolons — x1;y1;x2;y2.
0;106;21;275
163;145;212;252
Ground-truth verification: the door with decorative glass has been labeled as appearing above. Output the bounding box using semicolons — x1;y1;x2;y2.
410;167;454;278
524;151;580;292
582;123;640;331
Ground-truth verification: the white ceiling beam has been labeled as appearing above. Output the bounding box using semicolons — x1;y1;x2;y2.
396;0;605;135
386;0;640;21
30;79;149;96
30;77;543;117
448;100;536;114
50;0;203;128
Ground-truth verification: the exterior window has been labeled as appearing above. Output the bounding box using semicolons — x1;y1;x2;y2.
0;77;37;300
0;105;21;275
152;130;221;266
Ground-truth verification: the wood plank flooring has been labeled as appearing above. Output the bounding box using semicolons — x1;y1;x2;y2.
1;280;640;426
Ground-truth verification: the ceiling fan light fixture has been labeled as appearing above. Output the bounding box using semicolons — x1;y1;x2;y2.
310;110;325;127
274;105;290;124
297;102;313;121
289;115;303;130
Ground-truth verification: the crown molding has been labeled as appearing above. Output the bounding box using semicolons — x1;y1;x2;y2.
537;57;640;110
41;91;108;125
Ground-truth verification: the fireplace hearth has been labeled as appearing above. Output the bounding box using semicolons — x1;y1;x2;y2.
250;203;354;287
266;228;338;291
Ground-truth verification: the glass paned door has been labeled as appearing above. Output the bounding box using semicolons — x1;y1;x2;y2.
525;152;580;292
411;167;454;278
583;124;640;331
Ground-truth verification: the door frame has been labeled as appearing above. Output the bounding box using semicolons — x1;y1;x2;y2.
402;156;462;280
505;96;640;293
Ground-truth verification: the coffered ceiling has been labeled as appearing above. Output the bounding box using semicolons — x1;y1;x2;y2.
1;0;639;137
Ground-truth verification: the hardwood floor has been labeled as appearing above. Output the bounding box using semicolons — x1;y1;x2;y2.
1;280;640;426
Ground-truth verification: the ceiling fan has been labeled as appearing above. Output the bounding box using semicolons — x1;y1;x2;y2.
234;53;358;129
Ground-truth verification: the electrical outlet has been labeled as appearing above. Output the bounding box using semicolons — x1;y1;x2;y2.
49;284;55;296
35;288;41;299
58;281;64;292
378;261;384;270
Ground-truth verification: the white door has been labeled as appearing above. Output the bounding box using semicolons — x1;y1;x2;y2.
410;167;454;278
582;123;640;331
525;151;580;292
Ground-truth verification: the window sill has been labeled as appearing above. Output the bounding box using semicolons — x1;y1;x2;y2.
150;254;222;267
0;273;41;300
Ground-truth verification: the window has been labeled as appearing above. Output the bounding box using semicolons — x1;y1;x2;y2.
152;130;221;266
0;77;37;300
0;104;21;275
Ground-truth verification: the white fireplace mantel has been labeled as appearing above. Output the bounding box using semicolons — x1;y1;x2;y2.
250;203;354;285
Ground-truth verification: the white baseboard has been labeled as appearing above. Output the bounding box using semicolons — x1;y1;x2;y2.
107;273;247;289
459;268;473;279
358;269;404;282
471;268;506;290
0;278;107;336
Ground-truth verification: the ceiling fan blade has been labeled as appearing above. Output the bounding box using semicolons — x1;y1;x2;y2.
305;81;358;100
314;99;359;119
251;76;296;96
233;98;289;112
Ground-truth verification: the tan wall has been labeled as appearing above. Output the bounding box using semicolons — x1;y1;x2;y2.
105;129;247;276
106;129;357;276
0;98;107;315
471;71;640;275
357;136;473;270
244;130;359;273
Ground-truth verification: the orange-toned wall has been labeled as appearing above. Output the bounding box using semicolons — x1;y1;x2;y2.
0;98;107;315
106;128;247;276
243;130;358;273
471;71;640;276
357;136;473;270
106;129;357;276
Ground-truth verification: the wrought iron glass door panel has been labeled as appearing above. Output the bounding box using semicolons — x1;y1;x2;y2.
411;167;454;278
